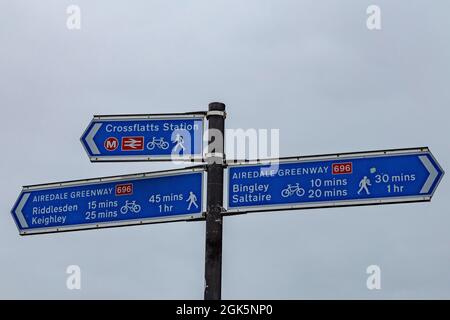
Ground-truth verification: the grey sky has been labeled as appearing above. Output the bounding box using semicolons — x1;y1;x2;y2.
1;0;449;299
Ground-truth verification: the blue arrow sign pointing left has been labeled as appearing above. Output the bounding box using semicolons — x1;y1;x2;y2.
11;168;204;235
80;113;205;162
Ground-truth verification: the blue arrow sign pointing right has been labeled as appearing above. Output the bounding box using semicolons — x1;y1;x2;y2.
226;148;444;213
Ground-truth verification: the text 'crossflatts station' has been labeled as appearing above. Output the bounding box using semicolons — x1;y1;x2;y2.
104;122;200;133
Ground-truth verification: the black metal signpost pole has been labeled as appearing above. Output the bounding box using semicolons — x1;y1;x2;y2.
204;102;226;300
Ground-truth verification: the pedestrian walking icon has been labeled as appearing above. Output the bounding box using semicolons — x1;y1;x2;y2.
173;134;186;154
357;176;372;195
187;191;199;210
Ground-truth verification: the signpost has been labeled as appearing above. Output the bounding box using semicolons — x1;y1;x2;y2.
11;168;204;235
81;113;205;162
10;102;445;300
226;148;444;213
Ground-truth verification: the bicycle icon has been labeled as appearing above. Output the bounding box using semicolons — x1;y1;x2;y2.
120;200;141;214
146;137;170;150
281;183;305;198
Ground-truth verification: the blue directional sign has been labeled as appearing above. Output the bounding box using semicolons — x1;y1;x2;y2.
80;114;205;162
226;148;444;213
11;168;204;235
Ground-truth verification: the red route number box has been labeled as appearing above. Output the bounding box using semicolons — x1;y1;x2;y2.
115;183;133;196
332;162;353;175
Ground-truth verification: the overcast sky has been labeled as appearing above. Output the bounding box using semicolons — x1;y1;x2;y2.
1;0;450;299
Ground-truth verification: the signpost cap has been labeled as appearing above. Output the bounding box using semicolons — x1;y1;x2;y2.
208;102;226;111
